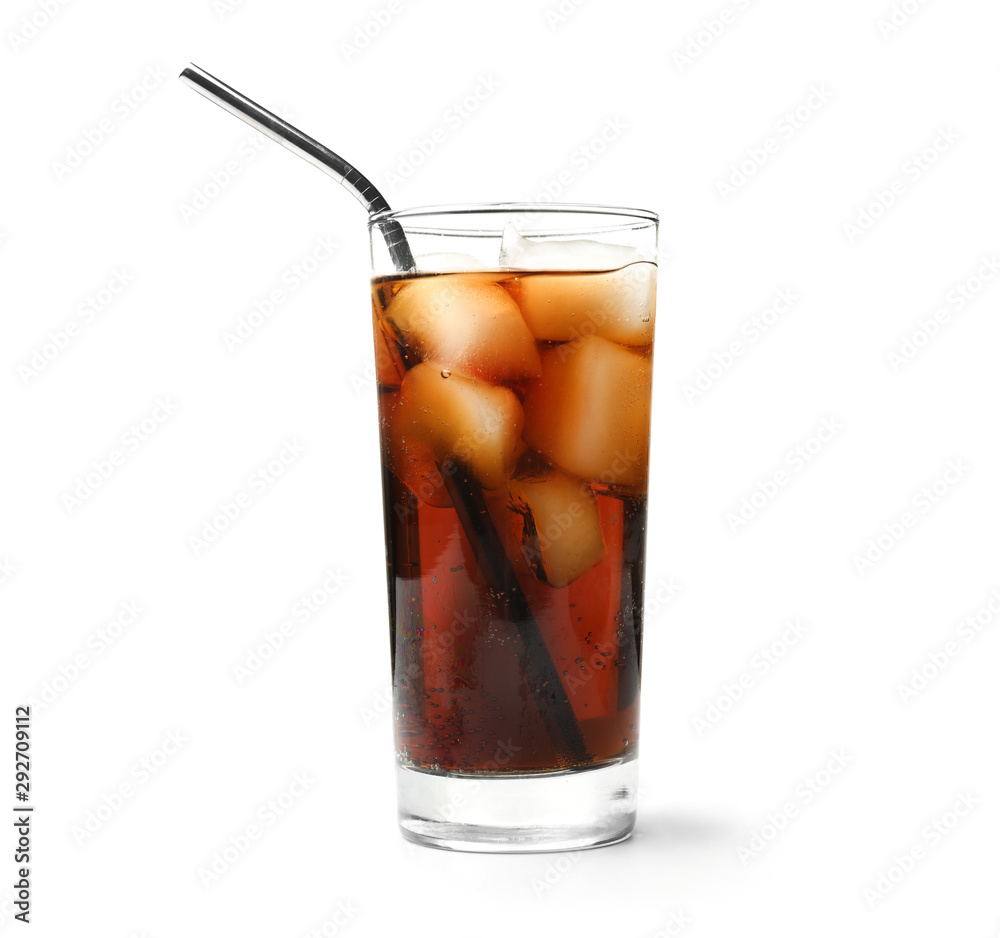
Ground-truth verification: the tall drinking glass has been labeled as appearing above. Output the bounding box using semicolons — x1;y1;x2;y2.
369;204;658;851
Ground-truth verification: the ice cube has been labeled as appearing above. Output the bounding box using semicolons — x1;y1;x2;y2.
499;223;643;271
373;320;405;389
522;336;652;489
507;465;605;588
383;390;452;507
393;362;524;490
509;262;656;346
384;274;541;381
415;252;482;272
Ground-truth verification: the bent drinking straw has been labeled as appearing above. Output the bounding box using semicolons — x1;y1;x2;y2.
179;64;414;272
179;64;590;764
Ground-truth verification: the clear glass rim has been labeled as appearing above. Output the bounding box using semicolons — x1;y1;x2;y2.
369;202;658;232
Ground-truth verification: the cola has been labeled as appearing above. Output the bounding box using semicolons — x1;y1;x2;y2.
372;262;655;774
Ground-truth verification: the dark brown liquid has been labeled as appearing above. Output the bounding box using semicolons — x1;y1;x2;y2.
373;268;653;775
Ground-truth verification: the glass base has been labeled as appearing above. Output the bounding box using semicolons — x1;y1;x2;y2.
397;758;637;853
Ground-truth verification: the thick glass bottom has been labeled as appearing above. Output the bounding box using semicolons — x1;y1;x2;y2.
397;758;637;853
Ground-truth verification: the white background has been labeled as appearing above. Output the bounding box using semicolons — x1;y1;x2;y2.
2;0;999;935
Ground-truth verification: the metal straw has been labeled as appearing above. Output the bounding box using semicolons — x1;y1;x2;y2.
178;64;590;766
179;64;414;271
441;465;590;765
